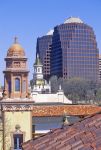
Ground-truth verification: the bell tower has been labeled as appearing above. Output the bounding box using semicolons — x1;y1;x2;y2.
33;54;43;81
3;38;29;98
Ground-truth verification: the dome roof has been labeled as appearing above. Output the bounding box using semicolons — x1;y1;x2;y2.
7;38;25;57
64;17;83;24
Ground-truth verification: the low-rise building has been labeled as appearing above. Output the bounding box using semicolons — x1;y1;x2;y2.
31;54;51;93
22;112;101;150
31;54;72;104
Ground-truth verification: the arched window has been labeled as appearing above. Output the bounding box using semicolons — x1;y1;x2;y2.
14;134;23;150
38;67;40;72
15;78;20;91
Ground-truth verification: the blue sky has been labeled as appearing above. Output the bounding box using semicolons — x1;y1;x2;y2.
0;0;101;85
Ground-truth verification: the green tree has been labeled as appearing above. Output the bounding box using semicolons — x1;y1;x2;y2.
96;88;101;103
63;77;89;102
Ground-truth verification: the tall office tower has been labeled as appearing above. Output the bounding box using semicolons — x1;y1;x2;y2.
99;54;101;80
36;30;53;79
51;17;99;81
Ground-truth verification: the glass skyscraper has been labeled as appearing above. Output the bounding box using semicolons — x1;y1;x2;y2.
99;54;101;80
36;30;53;79
51;17;99;81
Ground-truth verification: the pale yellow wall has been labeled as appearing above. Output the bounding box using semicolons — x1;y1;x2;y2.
4;111;32;150
0;122;3;150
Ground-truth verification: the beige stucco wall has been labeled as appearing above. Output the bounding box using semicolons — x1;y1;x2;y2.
0;122;3;150
3;111;32;150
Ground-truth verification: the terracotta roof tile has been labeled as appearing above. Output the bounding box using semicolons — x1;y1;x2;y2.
22;113;101;150
32;105;101;117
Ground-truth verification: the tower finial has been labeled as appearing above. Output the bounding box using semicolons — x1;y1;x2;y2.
14;36;18;44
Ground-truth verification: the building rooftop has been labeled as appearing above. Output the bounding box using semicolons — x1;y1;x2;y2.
22;112;101;150
0;102;101;116
46;29;54;35
64;16;83;24
32;104;101;117
7;38;25;57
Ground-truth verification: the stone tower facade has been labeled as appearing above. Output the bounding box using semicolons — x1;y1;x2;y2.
3;38;29;98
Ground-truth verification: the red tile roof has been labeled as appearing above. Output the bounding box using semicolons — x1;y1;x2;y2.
32;105;101;117
22;112;101;150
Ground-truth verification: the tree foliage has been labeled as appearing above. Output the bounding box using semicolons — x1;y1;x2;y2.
49;76;101;104
63;77;89;101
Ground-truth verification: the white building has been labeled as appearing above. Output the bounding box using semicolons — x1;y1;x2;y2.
32;54;51;93
31;55;72;136
31;54;72;104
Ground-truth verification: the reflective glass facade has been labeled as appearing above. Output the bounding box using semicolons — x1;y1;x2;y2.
36;35;52;79
99;55;101;80
51;22;99;81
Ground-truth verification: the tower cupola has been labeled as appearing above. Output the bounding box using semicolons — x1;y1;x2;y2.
3;38;29;99
33;54;43;81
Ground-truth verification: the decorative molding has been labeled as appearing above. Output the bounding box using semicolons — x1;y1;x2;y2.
2;104;33;111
